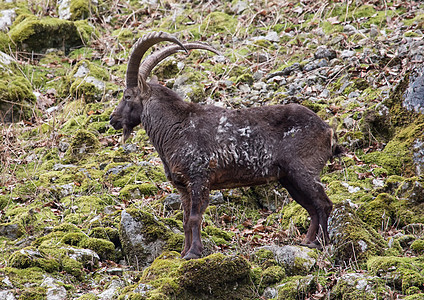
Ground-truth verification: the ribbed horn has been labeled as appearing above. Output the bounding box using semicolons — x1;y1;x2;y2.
126;31;188;89
139;42;221;80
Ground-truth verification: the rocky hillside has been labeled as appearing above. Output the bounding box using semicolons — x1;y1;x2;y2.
1;0;424;299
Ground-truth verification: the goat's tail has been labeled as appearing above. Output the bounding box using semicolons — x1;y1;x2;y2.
330;128;346;158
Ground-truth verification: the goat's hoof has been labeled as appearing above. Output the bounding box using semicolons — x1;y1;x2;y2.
300;240;323;251
183;252;201;260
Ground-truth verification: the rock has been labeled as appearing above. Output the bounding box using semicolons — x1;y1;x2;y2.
328;201;387;264
231;1;248;15
58;0;97;20
98;279;125;300
330;273;388;299
344;24;357;34
0;223;22;239
163;193;182;210
9;16;85;53
119;209;183;268
276;275;317;299
403;67;424;114
258;245;317;275
314;46;337;60
41;277;67;300
0;291;16;300
0;9;16;31
263;286;278;299
0;51;14;67
66;246;100;269
303;58;328;72
341;50;356;59
264;31;280;42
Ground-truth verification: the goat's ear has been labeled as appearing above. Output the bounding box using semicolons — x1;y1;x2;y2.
150;75;159;84
137;76;151;98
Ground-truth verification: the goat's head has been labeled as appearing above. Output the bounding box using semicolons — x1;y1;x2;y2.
110;31;220;142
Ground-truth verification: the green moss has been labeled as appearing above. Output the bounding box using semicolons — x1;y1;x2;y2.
61;256;85;279
279;201;309;233
78;237;115;261
8;247;60;273
70;0;90;20
77;294;99;300
62;232;87;246
203;225;234;246
363;122;424;176
119;183;158;199
89;227;120;245
261;265;285;285
200;12;237;35
357;193;396;230
330;202;388;264
410;239;424;254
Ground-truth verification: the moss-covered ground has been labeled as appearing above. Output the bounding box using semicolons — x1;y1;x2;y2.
1;0;424;299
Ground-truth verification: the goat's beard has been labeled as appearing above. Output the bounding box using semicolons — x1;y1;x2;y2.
122;125;133;143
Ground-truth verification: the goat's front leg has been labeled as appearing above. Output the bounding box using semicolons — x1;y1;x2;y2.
178;188;192;258
183;181;210;260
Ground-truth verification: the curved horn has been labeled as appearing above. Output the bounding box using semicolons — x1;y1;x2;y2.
139;42;221;80
126;31;188;89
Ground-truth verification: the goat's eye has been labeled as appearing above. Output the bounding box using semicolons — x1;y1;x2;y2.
124;95;131;102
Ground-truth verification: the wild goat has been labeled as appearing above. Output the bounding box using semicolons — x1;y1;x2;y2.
110;32;340;259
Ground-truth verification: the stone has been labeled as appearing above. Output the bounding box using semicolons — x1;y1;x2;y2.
403;67;424;114
258;245;317;275
314;46;337;60
164;193;182;210
0;223;22;239
0;291;16;300
0;9;16;31
119;209;182;268
41;277;67;300
341;50;356;59
98;279;125;300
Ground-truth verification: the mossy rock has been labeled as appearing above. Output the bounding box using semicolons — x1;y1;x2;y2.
177;253;253;298
8;247;60;273
119;209;184;268
330;272;389;299
410;239;424;254
276;275;317;300
367;256;424;294
363;122;424;176
89;227;120;246
67;60;110;102
65;129;100;163
0;73;36;122
329;201;388;265
119;183;158;199
9;15;84;53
